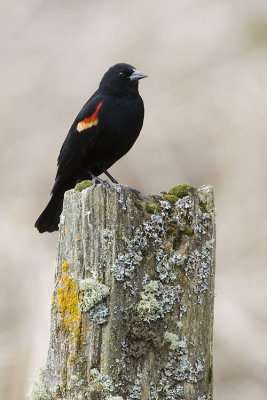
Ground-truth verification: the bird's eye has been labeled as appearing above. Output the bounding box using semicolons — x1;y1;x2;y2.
119;72;125;77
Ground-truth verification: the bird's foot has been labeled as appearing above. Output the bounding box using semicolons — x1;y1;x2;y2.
130;187;143;199
92;174;110;191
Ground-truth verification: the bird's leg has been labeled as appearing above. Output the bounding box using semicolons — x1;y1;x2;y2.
91;173;110;190
103;169;119;184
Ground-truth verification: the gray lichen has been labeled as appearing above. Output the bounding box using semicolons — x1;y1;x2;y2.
128;373;143;399
113;232;147;281
27;367;51;400
184;240;214;294
89;368;114;393
88;303;109;324
197;394;211;400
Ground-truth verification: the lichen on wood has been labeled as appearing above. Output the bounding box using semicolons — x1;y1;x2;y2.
31;183;215;400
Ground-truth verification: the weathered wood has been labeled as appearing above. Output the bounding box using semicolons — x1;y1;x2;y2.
30;182;215;400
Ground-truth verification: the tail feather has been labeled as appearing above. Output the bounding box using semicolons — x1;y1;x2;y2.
35;192;64;233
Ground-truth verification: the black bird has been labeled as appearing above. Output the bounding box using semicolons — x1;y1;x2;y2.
35;63;147;233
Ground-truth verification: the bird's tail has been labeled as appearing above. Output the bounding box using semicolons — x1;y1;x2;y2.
35;191;64;233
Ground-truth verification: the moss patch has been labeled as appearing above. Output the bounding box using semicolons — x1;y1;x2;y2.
75;180;93;192
132;196;143;211
183;227;194;236
168;184;192;198
146;201;161;214
166;223;180;236
199;201;208;213
163;185;192;203
163;194;178;203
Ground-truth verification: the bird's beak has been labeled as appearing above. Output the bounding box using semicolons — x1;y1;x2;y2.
130;69;148;81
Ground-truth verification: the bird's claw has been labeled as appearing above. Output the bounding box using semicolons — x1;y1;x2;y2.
130;187;143;199
92;175;110;191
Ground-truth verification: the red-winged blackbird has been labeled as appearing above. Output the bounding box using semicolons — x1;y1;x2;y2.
35;63;147;233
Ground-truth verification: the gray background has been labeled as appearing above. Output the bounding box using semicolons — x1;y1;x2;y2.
1;0;267;399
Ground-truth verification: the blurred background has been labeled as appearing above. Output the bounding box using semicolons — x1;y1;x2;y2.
1;0;267;398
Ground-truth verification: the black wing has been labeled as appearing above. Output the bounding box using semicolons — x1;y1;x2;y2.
52;94;104;193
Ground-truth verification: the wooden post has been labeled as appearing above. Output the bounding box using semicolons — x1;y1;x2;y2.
29;182;215;400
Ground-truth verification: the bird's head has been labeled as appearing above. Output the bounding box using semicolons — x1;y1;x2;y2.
99;63;148;97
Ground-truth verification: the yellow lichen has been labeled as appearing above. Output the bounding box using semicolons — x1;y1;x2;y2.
55;262;83;369
56;274;81;340
62;261;69;273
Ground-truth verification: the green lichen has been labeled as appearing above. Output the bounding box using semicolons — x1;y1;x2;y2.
137;277;182;322
106;396;124;400
146;201;161;214
164;331;180;351
27;367;51;400
79;278;109;312
75;180;93;192
168;184;192;198
137;281;163;322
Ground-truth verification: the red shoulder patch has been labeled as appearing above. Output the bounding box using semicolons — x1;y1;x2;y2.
77;102;103;132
